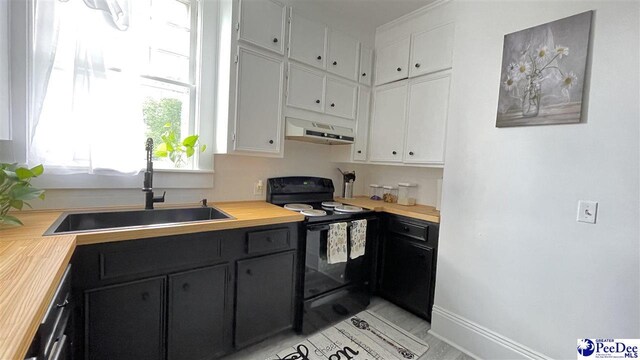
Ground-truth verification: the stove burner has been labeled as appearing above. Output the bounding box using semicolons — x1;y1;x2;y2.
300;209;327;217
284;203;313;212
321;201;343;208
334;205;363;213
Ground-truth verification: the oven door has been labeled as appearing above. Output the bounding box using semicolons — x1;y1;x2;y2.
304;217;378;299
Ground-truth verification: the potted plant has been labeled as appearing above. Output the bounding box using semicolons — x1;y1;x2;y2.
154;123;206;168
0;163;45;227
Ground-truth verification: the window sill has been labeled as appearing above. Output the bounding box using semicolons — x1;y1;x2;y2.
31;168;215;190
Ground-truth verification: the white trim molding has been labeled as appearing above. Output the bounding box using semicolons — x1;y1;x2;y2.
430;306;552;360
375;0;451;33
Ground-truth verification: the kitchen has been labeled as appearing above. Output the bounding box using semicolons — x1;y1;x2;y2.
0;0;638;360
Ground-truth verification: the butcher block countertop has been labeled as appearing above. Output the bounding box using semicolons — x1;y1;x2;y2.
336;196;440;223
0;201;303;360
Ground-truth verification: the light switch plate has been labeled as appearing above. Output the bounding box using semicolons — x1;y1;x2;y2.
577;200;598;224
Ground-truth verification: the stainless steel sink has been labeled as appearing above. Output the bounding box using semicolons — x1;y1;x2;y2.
44;207;234;235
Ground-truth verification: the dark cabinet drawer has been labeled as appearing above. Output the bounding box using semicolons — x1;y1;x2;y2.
39;265;72;359
246;228;290;254
387;218;429;241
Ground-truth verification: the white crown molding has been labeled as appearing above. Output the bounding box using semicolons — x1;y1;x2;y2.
430;305;552;360
375;0;452;34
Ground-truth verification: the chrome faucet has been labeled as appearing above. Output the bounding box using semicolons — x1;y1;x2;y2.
143;138;165;210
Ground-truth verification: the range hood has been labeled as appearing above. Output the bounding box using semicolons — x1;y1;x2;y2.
285;118;354;145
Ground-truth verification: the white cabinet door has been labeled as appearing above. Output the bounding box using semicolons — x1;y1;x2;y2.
375;38;410;86
409;23;455;77
238;0;286;55
359;46;373;86
405;72;450;164
369;81;407;162
326;29;359;81
353;87;370;161
325;77;357;120
234;47;284;153
286;64;325;113
288;12;326;69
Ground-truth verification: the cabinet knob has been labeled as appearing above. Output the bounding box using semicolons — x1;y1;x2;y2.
362;73;366;77
392;151;397;155
396;67;402;72
415;63;421;68
357;150;362;154
182;283;190;291
317;55;322;60
246;269;253;276
315;99;320;104
330;103;335;107
268;139;274;144
332;61;337;66
409;151;414;156
141;292;149;301
272;37;278;43
403;226;410;232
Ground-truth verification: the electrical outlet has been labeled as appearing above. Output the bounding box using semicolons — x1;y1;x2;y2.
577;200;598;224
253;180;264;196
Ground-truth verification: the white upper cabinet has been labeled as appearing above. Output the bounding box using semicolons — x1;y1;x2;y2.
374;37;410;86
369;81;407;162
234;47;284;154
287;64;325;113
0;0;9;140
353;87;370;161
288;12;327;69
404;72;451;164
409;23;455;77
359;46;373;86
325;78;357;120
326;29;360;81
238;0;286;55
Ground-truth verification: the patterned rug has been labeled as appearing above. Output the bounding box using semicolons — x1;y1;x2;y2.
268;310;430;360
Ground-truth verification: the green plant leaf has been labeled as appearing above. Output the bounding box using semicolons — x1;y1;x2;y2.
0;170;6;185
200;144;207;153
10;199;23;210
182;135;199;147
0;214;23;227
15;167;34;180
9;184;45;201
185;146;195;158
38;192;46;200
30;164;44;177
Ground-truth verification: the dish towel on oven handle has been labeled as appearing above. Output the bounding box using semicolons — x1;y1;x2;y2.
350;219;367;259
327;222;348;264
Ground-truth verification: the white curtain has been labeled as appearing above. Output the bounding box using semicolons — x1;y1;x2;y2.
29;0;145;175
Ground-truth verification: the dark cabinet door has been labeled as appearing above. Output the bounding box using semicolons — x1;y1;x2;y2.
235;251;296;348
168;264;230;360
380;235;434;319
85;277;165;360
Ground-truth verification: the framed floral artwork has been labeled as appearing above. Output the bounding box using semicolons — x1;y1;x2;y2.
496;11;593;127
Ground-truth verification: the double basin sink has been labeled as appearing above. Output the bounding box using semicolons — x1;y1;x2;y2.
45;206;234;235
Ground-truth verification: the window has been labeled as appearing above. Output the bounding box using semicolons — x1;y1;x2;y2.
29;0;203;174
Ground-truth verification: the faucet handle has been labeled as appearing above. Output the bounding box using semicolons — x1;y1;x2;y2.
154;191;166;203
201;198;208;207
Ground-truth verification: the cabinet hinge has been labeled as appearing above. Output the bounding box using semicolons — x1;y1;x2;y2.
235;22;240;31
232;132;236;142
234;54;239;64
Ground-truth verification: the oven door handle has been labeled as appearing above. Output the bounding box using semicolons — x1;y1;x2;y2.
307;225;330;232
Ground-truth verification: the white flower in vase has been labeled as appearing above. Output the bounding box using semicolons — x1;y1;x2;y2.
561;72;578;89
512;60;532;81
535;45;550;64
503;74;517;92
554;45;570;59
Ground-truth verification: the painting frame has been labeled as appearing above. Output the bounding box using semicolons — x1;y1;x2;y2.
495;11;593;128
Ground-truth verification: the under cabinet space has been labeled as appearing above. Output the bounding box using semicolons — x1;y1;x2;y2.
237;0;286;54
288;12;327;69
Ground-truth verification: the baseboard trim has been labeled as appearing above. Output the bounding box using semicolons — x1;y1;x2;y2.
430;306;551;360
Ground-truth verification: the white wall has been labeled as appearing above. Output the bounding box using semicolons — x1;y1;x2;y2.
431;1;640;359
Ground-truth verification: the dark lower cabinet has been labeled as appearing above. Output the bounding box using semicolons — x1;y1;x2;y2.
235;250;296;348
85;277;165;360
168;265;230;360
379;215;439;321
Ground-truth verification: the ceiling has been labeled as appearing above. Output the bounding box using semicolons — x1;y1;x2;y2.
293;0;436;29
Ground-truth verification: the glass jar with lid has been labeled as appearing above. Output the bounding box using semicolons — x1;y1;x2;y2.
382;186;398;203
369;184;382;200
398;183;417;206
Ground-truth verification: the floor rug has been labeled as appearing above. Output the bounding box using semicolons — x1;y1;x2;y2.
268;310;430;360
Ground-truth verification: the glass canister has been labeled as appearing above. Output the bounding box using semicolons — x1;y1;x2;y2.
382;186;398;203
369;184;382;200
398;183;417;206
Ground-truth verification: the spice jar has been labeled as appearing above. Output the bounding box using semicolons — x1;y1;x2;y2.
369;184;382;200
382;186;398;203
398;183;417;206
